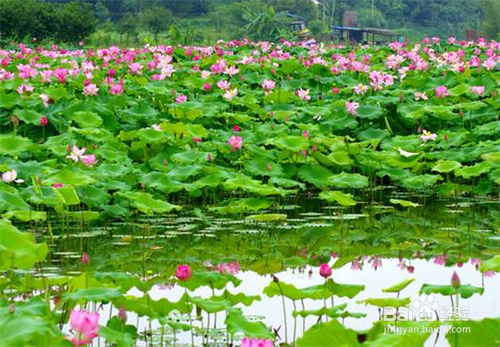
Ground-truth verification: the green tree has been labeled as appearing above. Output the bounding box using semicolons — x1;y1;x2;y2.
482;0;500;38
139;5;173;43
117;13;138;36
55;2;97;43
243;5;291;42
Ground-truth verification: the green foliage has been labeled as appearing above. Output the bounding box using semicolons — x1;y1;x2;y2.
0;0;97;43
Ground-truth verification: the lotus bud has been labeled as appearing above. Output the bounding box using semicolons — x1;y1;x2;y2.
117;306;127;322
272;274;279;283
8;303;15;314
40;116;48;126
319;263;333;278
81;253;90;266
451;271;461;288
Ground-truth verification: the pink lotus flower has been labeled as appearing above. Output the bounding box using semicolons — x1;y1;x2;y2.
2;169;24;183
261;79;276;91
217;261;240;275
354;83;369;95
217;80;231;90
241;337;274;347
152;124;162;132
175;94;187;103
223;88;238;101
414;92;428;101
83;84;99;96
81;154;98;167
302;130;309;139
67;309;99;347
331;86;339;94
193;137;201;143
17;84;34;94
296;89;311;101
345;101;359;116
435;85;449;98
203;83;211;91
40;94;50;108
471;86;485;96
175;264;192;281
66;145;87;162
53;183;64;188
223;65;239;77
228;135;243;151
40;116;48;126
421;129;437;142
128;62;142;75
233;125;241;132
109;82;123;95
319;263;332;278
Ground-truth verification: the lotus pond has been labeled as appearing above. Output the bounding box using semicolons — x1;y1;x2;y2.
0;39;499;347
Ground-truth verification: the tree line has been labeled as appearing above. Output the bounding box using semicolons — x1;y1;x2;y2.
0;0;499;45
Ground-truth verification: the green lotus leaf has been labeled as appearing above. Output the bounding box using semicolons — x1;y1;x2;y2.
455;162;491;179
298;164;332;188
480;255;500;273
319;191;356;206
329;172;369;189
432;160;462;173
419;283;484;299
297;319;360;347
0;218;48;269
357;297;411;308
0;134;35;156
118;192;181;215
71;111;103;128
382;279;416;293
445;318;500;347
225;308;274;339
390;199;420;208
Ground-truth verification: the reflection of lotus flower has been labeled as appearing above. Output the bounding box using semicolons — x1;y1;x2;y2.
175;265;192;281
484;271;495;278
241;337;274;347
67;309;99;347
433;254;447;266
351;259;361;271
217;261;240;275
319;263;332;278
370;256;382;269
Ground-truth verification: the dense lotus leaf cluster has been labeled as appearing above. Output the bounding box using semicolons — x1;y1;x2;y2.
0;39;499;220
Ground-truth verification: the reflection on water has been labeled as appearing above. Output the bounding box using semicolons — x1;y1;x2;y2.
26;198;500;346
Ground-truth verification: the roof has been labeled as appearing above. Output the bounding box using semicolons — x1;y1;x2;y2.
331;26;399;36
